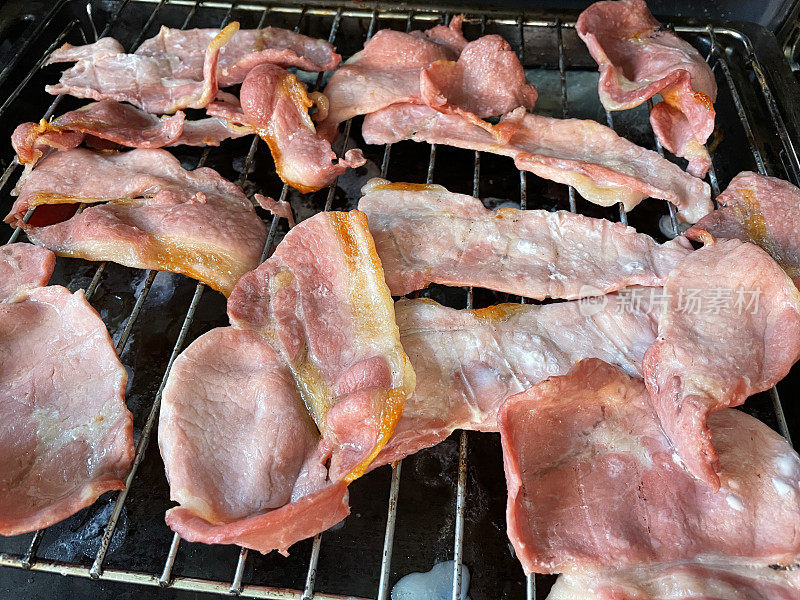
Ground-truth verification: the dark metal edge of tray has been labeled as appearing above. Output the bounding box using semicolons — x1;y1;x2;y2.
0;2;799;600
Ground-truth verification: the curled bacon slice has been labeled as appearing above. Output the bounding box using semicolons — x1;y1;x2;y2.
577;0;717;176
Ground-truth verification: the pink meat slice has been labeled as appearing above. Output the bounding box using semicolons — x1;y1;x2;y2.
45;23;239;114
0;243;55;303
362;104;712;222
0;244;133;536
547;563;800;600
319;16;536;140
227;210;415;481
499;359;800;575
12;100;250;166
6;148;266;296
210;63;364;193
373;295;659;467
359;178;692;298
577;0;717;177
417;34;537;137
318;19;463;136
46;37;124;61
159;327;349;555
687;171;800;288
134;25;341;84
643;239;800;490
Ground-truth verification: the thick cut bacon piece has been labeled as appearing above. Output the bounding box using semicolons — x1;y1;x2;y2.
362;104;712;222
45;23;239;113
644;239;800;490
319;17;536;140
6;148;266;296
0;244;133;536
500;359;800;575
207;63;364;193
160;327;349;555
577;0;717;177
12;100;250;166
0;243;54;303
135;25;340;84
687;172;800;287
547;563;800;600
359;179;691;298
228;210;415;481
373;296;658;467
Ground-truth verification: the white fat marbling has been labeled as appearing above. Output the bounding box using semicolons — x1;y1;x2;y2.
775;453;800;479
772;477;796;498
725;494;745;512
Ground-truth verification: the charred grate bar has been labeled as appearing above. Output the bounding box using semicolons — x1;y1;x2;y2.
0;1;799;599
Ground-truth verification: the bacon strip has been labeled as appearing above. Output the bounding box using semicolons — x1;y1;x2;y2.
208;63;365;193
577;0;717;176
372;295;659;468
134;25;341;82
0;243;55;303
548;563;800;600
643;239;800;490
45;23;240;113
500;359;800;575
318;16;536;142
359;178;692;298
11;100;251;167
0;244;133;536
228;210;415;481
45;24;339;114
362;104;712;222
687;171;800;287
160;210;414;554
160;327;349;555
6;148;266;296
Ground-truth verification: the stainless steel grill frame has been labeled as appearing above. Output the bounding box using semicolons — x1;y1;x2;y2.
0;2;799;599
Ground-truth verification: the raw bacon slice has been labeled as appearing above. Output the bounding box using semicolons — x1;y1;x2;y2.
228;210;415;481
687;171;800;287
0;243;54;303
359;178;692;298
46;37;123;62
207;63;365;193
318;18;463;137
361;104;712;222
547;563;800;600
0;244;133;536
159;327;349;555
6;148;266;296
643;239;800;490
419;35;537;129
12;100;250;166
499;359;800;575
160;210;414;552
318;16;536;140
134;25;341;83
45;23;240;114
577;0;717;177
373;295;659;467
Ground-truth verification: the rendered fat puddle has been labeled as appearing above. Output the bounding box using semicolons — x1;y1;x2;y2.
391;560;471;600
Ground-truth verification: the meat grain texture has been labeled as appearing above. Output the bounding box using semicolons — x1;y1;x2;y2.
0;243;133;536
500;359;800;575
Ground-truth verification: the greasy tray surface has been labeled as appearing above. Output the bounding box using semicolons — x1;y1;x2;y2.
1;1;799;599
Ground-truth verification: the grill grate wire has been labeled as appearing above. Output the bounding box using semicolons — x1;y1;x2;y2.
0;2;798;599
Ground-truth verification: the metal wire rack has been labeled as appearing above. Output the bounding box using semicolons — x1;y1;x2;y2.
0;1;799;599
